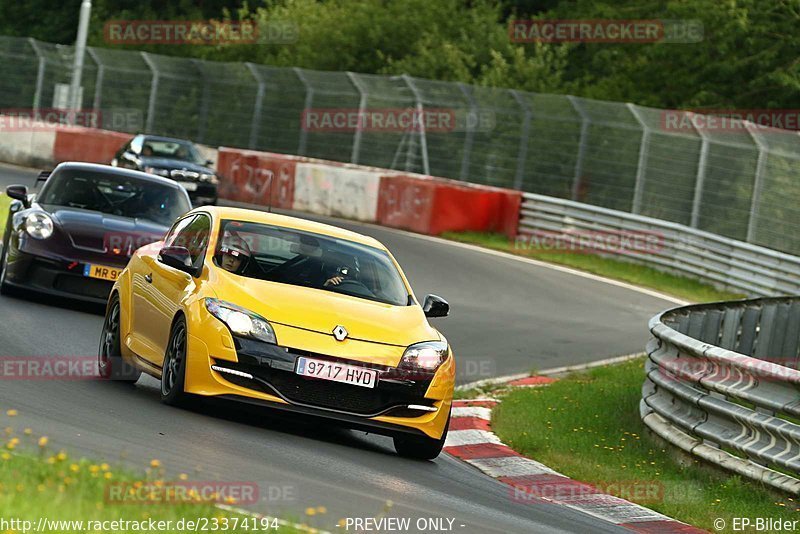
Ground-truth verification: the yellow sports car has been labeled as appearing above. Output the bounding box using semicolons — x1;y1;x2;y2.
99;206;454;459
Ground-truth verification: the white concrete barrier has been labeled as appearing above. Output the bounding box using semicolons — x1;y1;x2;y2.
0;127;56;168
293;162;381;222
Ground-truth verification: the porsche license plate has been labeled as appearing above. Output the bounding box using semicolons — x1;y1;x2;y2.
179;181;198;191
295;357;378;388
83;264;122;282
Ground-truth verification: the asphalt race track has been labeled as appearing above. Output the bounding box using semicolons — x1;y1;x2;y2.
0;163;676;532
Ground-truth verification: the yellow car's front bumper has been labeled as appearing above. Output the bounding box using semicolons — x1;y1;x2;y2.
181;310;454;440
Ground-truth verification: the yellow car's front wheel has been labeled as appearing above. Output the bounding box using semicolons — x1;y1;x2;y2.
161;316;190;406
393;411;450;460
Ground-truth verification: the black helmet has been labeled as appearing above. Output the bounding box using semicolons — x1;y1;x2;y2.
328;254;360;280
216;232;251;274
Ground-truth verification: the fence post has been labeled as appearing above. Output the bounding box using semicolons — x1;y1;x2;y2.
458;83;476;181
192;59;210;144
690;112;710;228
245;63;265;150
745;122;768;243
86;48;103;114
293;67;313;156
627;103;651;214
402;75;430;176
346;72;367;165
140;52;159;133
510;90;531;191
28;38;46;111
567;96;590;201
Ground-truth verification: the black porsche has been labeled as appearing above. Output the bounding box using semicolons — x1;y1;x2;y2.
111;134;219;206
0;162;192;304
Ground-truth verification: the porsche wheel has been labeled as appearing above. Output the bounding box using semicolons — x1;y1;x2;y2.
393;414;449;460
0;240;11;296
98;295;141;383
161;317;189;406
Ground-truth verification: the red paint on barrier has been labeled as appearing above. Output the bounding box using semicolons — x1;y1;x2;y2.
53;127;132;164
429;182;521;237
376;175;436;234
217;148;296;210
377;175;521;237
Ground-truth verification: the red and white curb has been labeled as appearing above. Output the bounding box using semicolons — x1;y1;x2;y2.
445;389;704;533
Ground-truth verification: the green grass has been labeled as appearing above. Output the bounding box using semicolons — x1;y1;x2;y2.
0;193;9;226
492;358;799;530
441;231;744;303
0;418;311;533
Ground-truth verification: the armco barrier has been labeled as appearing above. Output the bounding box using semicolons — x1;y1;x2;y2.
519;192;800;297
641;298;800;494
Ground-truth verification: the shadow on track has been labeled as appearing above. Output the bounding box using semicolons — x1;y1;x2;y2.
92;377;399;458
0;287;106;316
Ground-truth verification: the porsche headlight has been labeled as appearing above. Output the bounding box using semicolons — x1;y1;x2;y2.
144;166;170;177
205;298;276;344
24;212;53;240
400;340;449;371
200;173;219;185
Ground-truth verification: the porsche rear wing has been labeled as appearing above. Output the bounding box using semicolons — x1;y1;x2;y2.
34;170;51;187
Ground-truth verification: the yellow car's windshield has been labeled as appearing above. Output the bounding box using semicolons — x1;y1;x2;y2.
214;220;411;306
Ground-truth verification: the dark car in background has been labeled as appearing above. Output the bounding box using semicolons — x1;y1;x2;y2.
111;134;219;206
0;162;192;304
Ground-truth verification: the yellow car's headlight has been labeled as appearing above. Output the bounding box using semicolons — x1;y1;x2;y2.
205;298;277;344
399;341;449;372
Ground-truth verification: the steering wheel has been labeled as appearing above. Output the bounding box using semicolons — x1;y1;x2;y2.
329;278;372;296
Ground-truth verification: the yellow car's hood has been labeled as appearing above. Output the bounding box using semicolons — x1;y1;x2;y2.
211;272;439;348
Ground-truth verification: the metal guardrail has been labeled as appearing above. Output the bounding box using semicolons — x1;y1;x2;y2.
641;297;800;494
518;192;800;297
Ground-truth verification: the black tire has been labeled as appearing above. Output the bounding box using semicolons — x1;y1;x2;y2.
98;295;141;383
0;212;17;297
161;316;190;406
393;414;450;460
0;239;9;296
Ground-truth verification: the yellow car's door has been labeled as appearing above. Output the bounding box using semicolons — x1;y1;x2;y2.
133;213;211;367
138;256;193;366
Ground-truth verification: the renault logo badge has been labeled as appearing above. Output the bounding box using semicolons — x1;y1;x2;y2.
332;325;348;341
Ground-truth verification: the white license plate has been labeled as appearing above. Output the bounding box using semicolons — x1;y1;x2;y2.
295;357;378;388
179;181;198;191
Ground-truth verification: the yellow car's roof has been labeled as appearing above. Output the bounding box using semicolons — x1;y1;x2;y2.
191;206;388;250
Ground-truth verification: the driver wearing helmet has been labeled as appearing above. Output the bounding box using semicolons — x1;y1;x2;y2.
216;232;251;275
